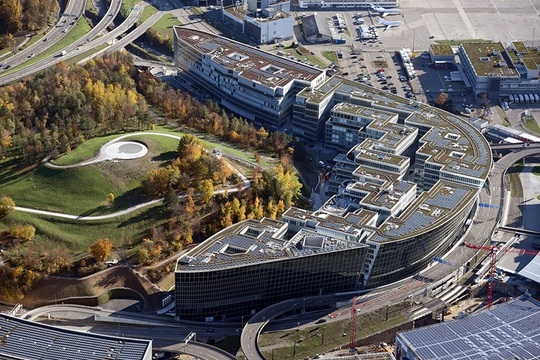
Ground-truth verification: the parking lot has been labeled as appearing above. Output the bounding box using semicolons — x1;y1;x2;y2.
257;0;539;109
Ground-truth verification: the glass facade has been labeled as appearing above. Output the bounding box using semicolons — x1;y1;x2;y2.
175;246;367;321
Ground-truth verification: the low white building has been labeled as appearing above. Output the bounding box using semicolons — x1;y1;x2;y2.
243;8;293;44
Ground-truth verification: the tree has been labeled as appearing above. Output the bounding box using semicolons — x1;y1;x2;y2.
198;179;214;203
163;187;180;213
434;92;449;108
177;134;202;156
0;196;15;219
91;238;113;262
8;223;35;241
106;193;115;205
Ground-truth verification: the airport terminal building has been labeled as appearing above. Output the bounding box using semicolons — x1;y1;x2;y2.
173;32;492;321
458;41;540;101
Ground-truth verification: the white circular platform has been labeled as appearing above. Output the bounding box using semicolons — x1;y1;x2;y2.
99;141;148;161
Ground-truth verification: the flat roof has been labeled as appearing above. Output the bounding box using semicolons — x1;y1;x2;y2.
430;43;453;56
0;314;150;360
460;42;517;77
372;181;477;242
176;218;366;271
174;27;324;89
510;42;540;71
397;296;540;359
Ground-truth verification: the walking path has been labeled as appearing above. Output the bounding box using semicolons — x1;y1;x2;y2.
15;132;251;220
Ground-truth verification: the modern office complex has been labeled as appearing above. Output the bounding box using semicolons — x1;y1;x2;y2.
174;37;492;319
0;314;152;360
173;28;325;129
458;41;540;101
175;218;368;321
395;296;540;360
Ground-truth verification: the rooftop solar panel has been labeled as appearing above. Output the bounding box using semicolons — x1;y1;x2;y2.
397;296;540;360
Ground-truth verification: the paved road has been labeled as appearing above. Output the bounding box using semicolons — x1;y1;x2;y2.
0;0;123;86
24;304;236;360
14;131;250;220
239;147;540;360
0;0;85;71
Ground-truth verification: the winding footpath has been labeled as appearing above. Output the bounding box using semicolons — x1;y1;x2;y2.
14;132;251;221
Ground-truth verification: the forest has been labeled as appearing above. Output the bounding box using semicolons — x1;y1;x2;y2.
0;53;303;300
0;0;60;49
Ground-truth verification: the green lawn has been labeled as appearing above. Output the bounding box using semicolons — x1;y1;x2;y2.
322;50;338;64
280;49;326;68
523;116;540;136
1;202;168;252
0;165;118;214
532;166;540;176
53;134;123;166
151;14;182;37
138;6;159;24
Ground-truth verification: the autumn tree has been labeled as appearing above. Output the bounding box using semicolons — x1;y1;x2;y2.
435;92;449;108
0;196;15;219
91;238;113;262
142;165;180;196
106;193;115;205
8;223;35;241
198;179;214;203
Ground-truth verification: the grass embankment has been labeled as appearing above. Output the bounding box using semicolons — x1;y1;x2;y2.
0;203;168;253
522;116;540;136
138;6;159;24
257;303;410;359
120;0;143;17
322;50;338;64
508;164;524;198
151;14;182;36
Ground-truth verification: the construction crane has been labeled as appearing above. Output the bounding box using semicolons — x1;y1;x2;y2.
463;242;539;308
349;296;358;354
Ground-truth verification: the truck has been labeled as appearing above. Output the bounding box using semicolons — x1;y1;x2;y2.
59;50;67;57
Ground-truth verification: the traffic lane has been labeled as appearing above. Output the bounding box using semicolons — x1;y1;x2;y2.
0;0;85;69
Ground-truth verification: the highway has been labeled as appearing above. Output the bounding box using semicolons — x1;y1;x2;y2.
0;0;85;71
240;147;540;360
0;0;124;86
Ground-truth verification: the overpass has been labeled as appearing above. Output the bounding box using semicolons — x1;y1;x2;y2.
490;142;540;151
498;226;540;237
